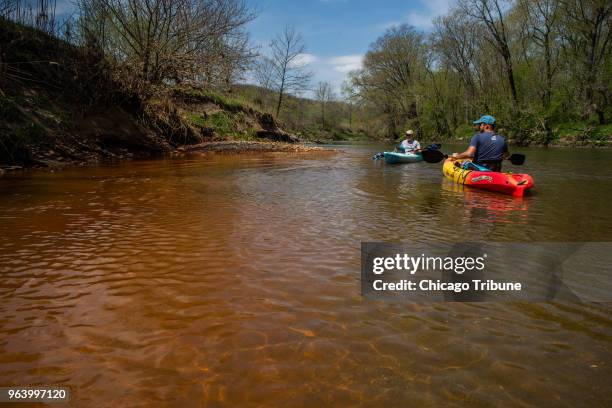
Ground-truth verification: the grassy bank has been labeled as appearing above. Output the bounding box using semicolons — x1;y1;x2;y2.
227;84;371;143
0;19;308;169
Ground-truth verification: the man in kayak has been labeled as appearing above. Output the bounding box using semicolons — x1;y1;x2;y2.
398;130;421;154
451;115;509;172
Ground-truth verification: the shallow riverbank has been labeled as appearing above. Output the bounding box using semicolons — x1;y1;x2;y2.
0;141;332;174
175;140;327;154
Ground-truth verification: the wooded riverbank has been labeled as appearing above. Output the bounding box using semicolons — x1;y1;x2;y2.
1;0;610;171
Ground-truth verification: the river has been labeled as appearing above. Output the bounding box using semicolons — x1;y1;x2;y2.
1;143;611;406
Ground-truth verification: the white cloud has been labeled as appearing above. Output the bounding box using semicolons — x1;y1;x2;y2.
289;53;317;68
406;11;435;30
295;54;364;98
329;54;363;73
382;0;455;31
378;21;401;30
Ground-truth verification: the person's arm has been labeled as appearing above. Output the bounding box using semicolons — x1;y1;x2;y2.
397;140;405;152
452;135;477;159
452;146;476;159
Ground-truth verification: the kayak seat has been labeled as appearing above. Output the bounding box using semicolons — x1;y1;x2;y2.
462;161;491;172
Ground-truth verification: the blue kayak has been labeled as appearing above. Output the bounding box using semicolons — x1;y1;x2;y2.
383;152;423;164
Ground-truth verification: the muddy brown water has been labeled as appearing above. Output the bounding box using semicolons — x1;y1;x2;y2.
1;144;611;406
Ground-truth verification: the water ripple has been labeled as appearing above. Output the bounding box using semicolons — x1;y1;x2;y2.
0;146;611;406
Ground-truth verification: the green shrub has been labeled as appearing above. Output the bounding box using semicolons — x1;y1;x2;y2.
554;121;589;139
592;124;612;140
180;88;245;112
208;112;234;136
188;113;207;127
234;128;257;141
187;110;236;136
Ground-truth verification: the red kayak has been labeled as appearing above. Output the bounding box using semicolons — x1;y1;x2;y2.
443;158;534;197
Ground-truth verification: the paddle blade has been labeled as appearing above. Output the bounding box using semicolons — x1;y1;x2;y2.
420;149;446;163
508;154;525;165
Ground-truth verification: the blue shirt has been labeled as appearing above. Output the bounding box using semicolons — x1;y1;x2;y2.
469;132;508;162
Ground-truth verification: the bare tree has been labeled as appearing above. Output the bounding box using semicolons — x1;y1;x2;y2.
251;56;275;109
266;26;313;117
341;77;359;129
433;10;484;120
351;24;427;136
253;56;275;90
518;0;562;109
0;0;12;17
315;81;334;127
1;0;57;33
76;0;256;92
460;0;519;107
560;0;611;124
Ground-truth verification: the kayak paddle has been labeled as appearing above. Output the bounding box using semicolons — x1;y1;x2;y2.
420;149;447;163
508;154;525;165
420;149;526;165
424;143;442;150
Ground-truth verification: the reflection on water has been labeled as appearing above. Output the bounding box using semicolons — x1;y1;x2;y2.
440;179;531;224
0;146;611;406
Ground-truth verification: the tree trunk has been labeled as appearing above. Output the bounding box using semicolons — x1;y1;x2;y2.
275;85;284;118
596;107;605;125
321;102;325;127
543;33;552;109
275;64;287;117
503;47;519;108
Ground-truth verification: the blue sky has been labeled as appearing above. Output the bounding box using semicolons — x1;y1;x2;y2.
246;0;455;95
53;0;455;95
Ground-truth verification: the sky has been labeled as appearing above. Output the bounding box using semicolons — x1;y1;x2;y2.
51;0;456;96
245;0;455;95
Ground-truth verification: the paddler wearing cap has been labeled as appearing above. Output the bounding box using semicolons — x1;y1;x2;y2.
398;130;421;154
451;115;509;172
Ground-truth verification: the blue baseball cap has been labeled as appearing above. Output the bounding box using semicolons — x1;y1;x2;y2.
473;115;496;125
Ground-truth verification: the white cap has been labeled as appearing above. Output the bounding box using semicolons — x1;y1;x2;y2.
405;130;414;135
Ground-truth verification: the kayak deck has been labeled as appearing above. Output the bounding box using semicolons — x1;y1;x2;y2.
443;158;534;197
383;152;423;164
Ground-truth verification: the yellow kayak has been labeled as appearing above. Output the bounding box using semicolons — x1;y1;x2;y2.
442;159;534;197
